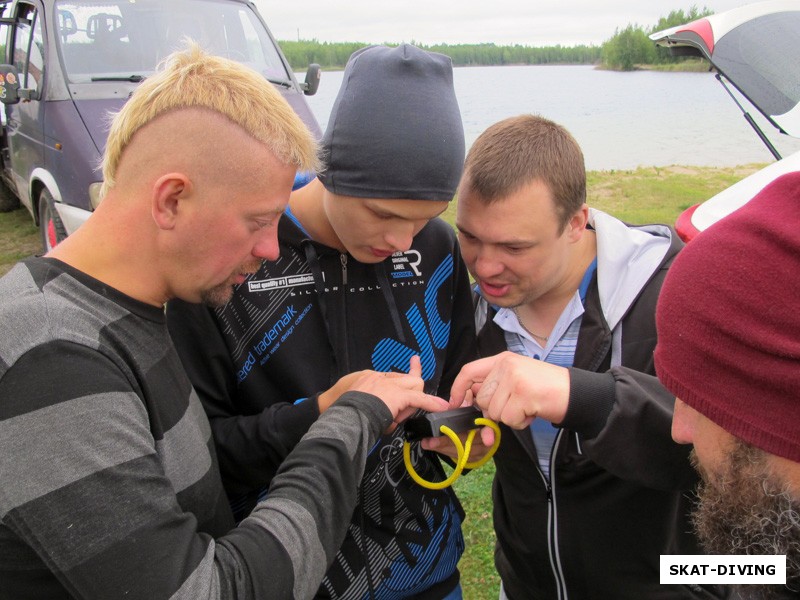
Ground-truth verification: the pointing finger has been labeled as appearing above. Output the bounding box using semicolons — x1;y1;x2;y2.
408;355;422;379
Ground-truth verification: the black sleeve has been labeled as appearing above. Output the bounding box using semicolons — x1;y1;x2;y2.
563;367;697;491
166;299;320;496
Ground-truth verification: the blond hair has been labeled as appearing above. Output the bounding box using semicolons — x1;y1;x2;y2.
462;114;586;229
101;43;319;194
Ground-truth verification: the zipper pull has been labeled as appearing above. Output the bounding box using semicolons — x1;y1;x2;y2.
340;253;348;285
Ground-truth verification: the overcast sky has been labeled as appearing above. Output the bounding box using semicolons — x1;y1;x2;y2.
253;0;751;47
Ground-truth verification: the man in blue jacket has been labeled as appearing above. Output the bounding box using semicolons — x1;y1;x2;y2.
167;44;477;599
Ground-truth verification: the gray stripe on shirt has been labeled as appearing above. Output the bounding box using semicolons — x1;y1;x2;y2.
301;401;371;460
0;264;128;372
156;390;212;493
246;496;325;600
0;391;153;516
169;540;221;600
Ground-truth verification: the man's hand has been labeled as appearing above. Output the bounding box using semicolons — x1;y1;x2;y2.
318;370;371;413
449;351;571;429
347;356;447;433
420;387;495;459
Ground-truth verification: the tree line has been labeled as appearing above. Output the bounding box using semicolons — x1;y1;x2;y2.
278;6;712;72
278;40;602;69
602;6;713;70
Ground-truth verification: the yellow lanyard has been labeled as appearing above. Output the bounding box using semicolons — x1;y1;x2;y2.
402;417;501;489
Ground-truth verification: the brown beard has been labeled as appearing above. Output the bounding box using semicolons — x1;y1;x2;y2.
200;282;235;308
691;443;800;599
200;261;262;308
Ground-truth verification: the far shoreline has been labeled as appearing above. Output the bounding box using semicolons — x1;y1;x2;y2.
311;60;712;73
1;162;768;277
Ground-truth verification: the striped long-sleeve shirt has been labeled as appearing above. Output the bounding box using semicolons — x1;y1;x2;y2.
0;257;392;599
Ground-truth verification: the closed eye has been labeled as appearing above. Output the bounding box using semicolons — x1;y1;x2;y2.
252;217;277;230
370;208;396;221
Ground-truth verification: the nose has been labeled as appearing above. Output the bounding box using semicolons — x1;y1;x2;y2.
385;223;416;252
252;229;280;261
671;398;695;445
472;247;504;280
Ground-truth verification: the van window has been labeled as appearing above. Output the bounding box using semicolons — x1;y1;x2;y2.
12;2;44;94
55;0;292;84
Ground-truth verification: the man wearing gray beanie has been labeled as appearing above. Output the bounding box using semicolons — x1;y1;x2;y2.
318;43;464;200
167;44;477;599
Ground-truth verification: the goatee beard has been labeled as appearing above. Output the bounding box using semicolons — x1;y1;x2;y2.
691;443;800;599
201;261;262;308
200;284;233;308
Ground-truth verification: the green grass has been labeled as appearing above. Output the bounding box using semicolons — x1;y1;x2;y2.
585;164;764;225
637;59;712;72
0;206;38;276
453;462;500;599
443;163;764;230
0;164;767;599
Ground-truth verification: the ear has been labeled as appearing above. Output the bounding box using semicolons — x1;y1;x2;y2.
566;203;589;242
151;173;193;230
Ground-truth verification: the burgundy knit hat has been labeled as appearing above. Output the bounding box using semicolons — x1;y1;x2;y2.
654;171;800;462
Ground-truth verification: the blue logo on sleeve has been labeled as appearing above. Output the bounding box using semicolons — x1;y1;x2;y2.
371;255;453;379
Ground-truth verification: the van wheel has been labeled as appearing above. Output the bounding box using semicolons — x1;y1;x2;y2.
0;181;19;213
38;189;67;252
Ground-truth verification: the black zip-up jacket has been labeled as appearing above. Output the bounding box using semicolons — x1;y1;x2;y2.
476;218;728;600
167;214;477;599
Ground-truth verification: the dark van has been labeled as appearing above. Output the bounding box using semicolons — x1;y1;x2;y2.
0;0;321;250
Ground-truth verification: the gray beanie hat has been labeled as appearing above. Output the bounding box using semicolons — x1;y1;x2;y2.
318;43;465;201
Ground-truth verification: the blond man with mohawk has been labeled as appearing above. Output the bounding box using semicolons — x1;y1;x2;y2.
0;44;447;600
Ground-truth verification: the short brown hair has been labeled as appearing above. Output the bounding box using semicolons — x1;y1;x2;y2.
461;114;586;228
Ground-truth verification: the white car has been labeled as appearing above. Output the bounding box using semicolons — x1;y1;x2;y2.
650;0;800;241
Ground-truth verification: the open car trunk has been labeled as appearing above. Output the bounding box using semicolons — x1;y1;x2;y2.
650;0;800;241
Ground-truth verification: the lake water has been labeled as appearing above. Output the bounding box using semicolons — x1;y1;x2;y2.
304;64;800;171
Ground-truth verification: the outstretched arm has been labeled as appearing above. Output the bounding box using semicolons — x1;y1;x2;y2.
1;344;446;599
450;351;570;427
451;352;695;489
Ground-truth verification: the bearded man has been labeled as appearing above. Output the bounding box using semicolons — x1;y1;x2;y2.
655;171;800;600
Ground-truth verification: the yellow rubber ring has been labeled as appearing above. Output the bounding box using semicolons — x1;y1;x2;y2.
464;418;501;469
402;417;502;489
